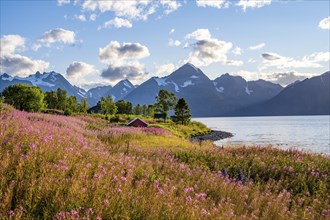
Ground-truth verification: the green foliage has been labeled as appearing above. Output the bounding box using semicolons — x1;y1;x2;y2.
147;104;155;117
155;89;177;122
79;98;89;113
66;96;79;113
100;96;117;115
56;88;67;111
174;98;191;125
2;84;45;112
44;91;58;109
133;104;142;115
0;95;4;109
116;100;132;114
142;104;147;116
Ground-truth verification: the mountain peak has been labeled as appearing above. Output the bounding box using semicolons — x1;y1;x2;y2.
1;73;11;78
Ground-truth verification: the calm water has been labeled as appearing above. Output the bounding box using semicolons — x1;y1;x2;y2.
194;115;330;154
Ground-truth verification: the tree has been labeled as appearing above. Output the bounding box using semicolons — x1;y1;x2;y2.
1;84;45;112
44;91;58;109
147;104;155;117
116;100;132;114
79;97;89;114
66;96;79;113
142;104;148;116
100;96;117;115
155;89;177;122
174;98;191;125
133;104;142;115
56;88;68;111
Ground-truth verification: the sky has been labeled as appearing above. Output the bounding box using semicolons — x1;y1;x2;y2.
1;0;329;89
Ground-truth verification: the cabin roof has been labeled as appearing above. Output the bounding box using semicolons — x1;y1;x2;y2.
127;117;148;126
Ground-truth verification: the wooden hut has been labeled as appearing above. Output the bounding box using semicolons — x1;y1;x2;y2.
127;118;148;127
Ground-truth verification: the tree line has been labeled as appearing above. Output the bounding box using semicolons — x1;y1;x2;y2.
0;84;191;124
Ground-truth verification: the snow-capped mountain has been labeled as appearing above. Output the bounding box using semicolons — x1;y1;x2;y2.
234;71;330;116
87;85;113;106
1;71;86;100
104;79;135;102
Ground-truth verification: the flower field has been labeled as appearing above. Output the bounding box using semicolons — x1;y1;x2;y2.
0;105;329;219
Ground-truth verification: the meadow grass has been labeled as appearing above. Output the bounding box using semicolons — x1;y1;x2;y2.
0;105;329;219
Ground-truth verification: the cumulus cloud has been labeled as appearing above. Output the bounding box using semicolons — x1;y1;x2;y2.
57;0;70;6
99;41;150;83
237;0;272;11
248;43;265;50
185;28;211;40
260;51;330;70
74;14;86;21
266;72;308;86
99;17;132;29
319;16;330;30
196;0;228;9
89;14;97;21
36;28;75;49
160;0;181;14
168;39;181;47
232;47;242;55
0;35;49;76
155;63;175;76
66;61;95;77
0;35;25;56
99;41;150;64
101;62;148;82
169;28;175;34
185;29;233;66
82;0;156;21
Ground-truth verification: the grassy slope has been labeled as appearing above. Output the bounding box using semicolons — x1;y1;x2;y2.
0;105;329;219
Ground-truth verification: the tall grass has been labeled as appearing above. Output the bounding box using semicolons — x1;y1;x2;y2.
0;105;329;219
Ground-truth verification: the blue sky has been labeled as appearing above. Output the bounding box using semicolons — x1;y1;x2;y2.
1;0;329;89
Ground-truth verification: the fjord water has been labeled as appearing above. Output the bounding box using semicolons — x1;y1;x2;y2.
194;115;330;154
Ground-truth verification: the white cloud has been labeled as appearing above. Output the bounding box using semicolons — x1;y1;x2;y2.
196;0;228;9
232;46;242;55
82;0;156;21
226;60;243;66
100;17;132;29
185;29;233;66
99;41;150;64
155;63;175;76
265;72;308;86
185;28;211;40
0;35;49;76
38;28;75;46
160;0;181;14
89;14;97;21
101;62;148;83
66;61;95;77
0;35;25;56
260;51;329;70
57;0;70;6
248;43;265;50
169;28;175;34
168;38;181;47
319;16;330;30
99;41;150;83
74;14;86;21
237;0;272;11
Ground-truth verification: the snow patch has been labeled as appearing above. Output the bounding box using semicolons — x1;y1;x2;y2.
171;81;180;92
180;80;194;88
154;77;168;86
1;75;14;81
89;92;92;97
216;86;224;93
213;82;218;86
123;80;132;88
191;75;199;79
186;63;199;72
245;86;253;95
121;87;128;94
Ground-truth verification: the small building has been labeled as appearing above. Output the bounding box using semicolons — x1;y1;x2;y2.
127;118;148;127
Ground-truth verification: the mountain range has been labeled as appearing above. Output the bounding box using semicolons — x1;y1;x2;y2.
1;63;329;117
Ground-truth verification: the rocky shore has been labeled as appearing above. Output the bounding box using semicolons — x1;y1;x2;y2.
190;130;233;142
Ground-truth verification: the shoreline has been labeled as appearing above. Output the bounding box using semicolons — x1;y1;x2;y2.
190;130;233;142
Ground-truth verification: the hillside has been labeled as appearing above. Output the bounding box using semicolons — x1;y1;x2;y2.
0;105;329;219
